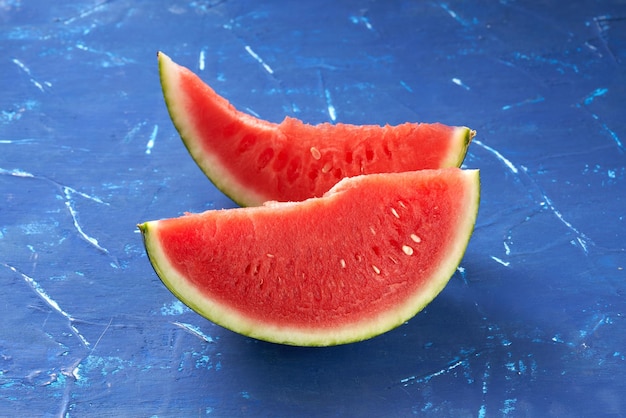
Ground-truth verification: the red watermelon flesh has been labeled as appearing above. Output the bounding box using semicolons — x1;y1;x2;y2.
158;52;475;206
139;168;480;346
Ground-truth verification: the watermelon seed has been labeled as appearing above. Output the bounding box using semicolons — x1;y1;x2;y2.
390;207;400;218
372;265;381;275
340;259;346;268
236;134;257;153
388;255;399;264
310;147;321;160
245;263;261;275
257;147;274;169
266;253;275;258
370;226;376;235
398;200;407;209
402;245;414;256
410;234;421;243
382;142;392;159
321;162;332;173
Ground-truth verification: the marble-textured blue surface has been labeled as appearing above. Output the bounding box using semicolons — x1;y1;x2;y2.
1;0;625;416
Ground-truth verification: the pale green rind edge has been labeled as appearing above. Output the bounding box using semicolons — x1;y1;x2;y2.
138;169;480;347
444;126;475;168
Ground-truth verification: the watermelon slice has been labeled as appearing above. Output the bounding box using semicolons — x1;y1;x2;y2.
158;52;475;206
139;168;480;346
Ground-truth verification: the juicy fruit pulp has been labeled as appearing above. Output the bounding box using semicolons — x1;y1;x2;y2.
139;168;480;346
158;52;475;206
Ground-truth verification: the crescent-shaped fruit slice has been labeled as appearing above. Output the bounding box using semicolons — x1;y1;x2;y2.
158;52;475;206
139;168;480;346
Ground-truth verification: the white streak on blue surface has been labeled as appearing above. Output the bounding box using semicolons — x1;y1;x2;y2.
440;3;459;21
491;256;510;267
1;168;109;253
456;266;469;285
64;185;107;205
452;77;470;90
473;139;518;174
12;58;31;75
12;58;50;92
173;321;215;343
399;80;413;92
91;317;113;352
244;107;260;118
501;95;544;110
75;43;135;66
325;89;337;122
63;188;109;254
534;182;591;253
478;405;487;418
0;138;35;144
350;15;374;31
1;263;90;348
583;87;608;105
0;167;35;178
199;49;206;71
145;124;158;155
400;358;465;386
478;361;490;418
244;45;274;74
599;118;624;151
63;1;108;24
123;121;146;143
71;324;91;348
439;3;473;27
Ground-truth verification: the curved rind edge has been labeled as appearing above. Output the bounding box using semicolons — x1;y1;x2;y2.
445;126;474;168
157;52;268;207
139;169;480;346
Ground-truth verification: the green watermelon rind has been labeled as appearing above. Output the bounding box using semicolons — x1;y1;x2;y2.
138;169;480;346
157;51;475;207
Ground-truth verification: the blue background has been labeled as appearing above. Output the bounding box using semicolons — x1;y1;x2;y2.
1;1;625;416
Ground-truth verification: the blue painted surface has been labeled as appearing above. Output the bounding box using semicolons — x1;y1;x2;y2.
1;1;625;416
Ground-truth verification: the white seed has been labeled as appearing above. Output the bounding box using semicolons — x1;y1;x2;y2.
266;253;275;258
340;259;346;268
410;234;421;243
398;201;407;209
402;245;414;256
310;146;321;160
390;207;400;218
321;161;333;173
370;226;376;235
372;265;381;274
388;255;399;264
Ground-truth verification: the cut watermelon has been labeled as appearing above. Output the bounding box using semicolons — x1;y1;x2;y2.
158;52;475;206
139;168;480;346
